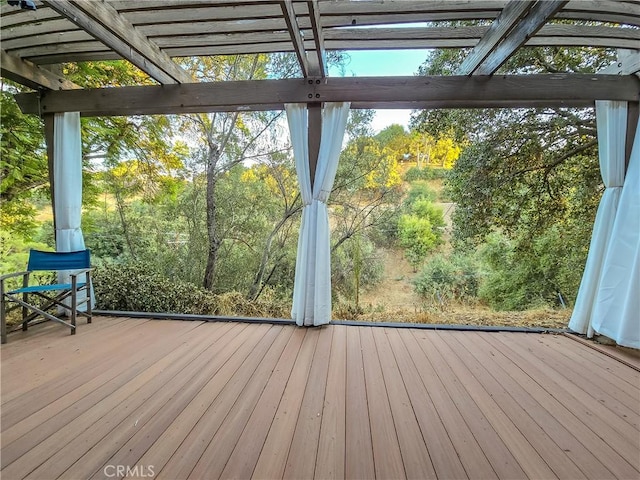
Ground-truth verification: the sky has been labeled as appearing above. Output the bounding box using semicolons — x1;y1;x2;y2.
329;49;430;133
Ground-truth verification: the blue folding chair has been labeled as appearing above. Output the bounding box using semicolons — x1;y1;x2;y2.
0;249;92;343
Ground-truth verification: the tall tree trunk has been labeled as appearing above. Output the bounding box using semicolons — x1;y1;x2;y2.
247;204;300;300
203;150;221;290
114;188;137;259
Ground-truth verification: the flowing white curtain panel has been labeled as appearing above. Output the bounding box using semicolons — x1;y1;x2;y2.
286;102;351;326
569;101;633;343
53;112;93;307
591;112;640;348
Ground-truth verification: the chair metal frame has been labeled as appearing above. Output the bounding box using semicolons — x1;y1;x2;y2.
0;249;92;344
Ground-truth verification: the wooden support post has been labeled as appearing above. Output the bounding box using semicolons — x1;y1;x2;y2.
43;113;57;242
626;101;639;174
308;102;322;189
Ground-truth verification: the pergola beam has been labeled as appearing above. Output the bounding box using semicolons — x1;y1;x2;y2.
307;0;327;78
473;0;568;75
42;0;192;84
600;50;640;75
280;0;310;77
0;50;81;90
458;0;536;75
14;75;639;117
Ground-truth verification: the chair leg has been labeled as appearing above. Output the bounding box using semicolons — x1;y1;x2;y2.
86;273;92;324
21;274;29;331
1;282;7;344
71;276;77;335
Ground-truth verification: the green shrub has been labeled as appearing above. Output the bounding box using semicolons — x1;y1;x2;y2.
476;230;573;311
414;253;480;303
92;260;291;317
93;261;219;314
404;166;448;182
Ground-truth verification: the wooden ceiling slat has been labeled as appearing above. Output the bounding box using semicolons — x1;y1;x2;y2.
43;0;193;84
2;19;80;39
2;31;94;51
138;19;288;37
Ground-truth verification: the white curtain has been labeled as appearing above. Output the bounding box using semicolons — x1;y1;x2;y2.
286;102;350;326
568;101;629;339
53;112;92;308
590;113;640;348
54;112;86;253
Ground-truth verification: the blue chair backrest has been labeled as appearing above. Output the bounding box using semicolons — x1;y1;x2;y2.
27;249;91;271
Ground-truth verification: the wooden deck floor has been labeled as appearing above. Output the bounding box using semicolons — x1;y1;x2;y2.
1;317;639;480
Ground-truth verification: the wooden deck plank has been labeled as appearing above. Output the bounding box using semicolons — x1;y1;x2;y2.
464;331;616;480
523;334;640;415
486;332;640;478
314;324;347;480
506;333;640;452
1;316;142;374
1;317;149;406
187;326;294;479
560;334;640;386
386;328;468;479
2;318;638;480
565;334;640;370
1;320;220;478
0;316;129;361
1;318;155;413
1;320;214;452
219;328;307;480
149;324;277;480
343;324;375;480
359;327;406;479
282;326;333;479
19;322;250;480
89;322;265;480
252;328;320;479
425;331;559;479
373;327;436;479
402;329;509;479
440;331;588;479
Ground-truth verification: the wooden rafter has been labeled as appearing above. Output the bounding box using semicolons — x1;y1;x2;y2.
472;0;568;75
280;0;309;77
14;75;639;117
0;50;81;91
458;0;536;75
307;0;327;78
42;0;193;84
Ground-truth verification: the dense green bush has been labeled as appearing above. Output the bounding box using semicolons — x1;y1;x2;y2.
397;196;445;271
92;260;291;317
93;261;219;314
404;166;448;182
477;229;578;311
414;253;480;303
404;181;437;204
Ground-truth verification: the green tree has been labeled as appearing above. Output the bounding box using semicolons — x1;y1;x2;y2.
411;46;614;305
0;84;47;238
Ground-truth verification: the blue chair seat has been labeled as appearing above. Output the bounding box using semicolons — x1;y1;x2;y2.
10;283;87;294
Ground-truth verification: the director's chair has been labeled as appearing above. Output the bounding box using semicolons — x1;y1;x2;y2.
1;249;92;344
